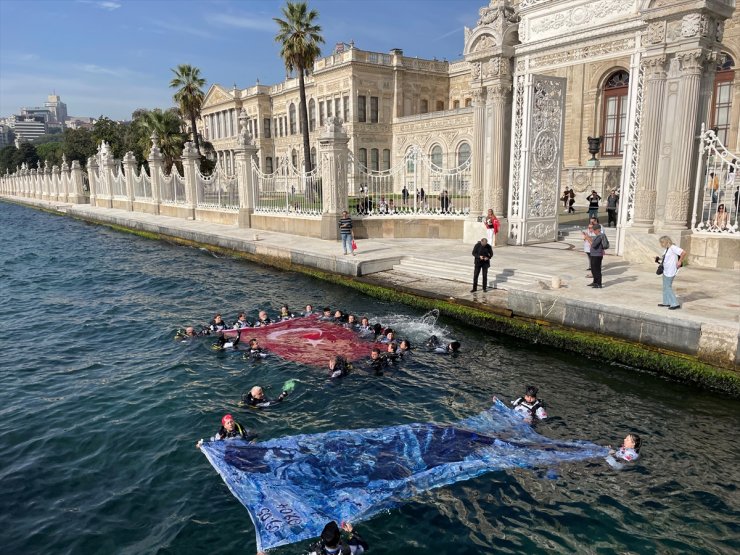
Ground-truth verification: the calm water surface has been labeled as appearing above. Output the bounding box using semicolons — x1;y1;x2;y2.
0;201;738;555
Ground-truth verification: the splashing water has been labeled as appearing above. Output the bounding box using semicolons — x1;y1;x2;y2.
375;309;452;345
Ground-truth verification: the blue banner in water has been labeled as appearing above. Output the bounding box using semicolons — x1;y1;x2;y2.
200;400;607;551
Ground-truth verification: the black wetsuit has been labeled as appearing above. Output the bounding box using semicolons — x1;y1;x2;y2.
242;391;288;408
215;421;249;440
329;357;352;379
309;530;369;555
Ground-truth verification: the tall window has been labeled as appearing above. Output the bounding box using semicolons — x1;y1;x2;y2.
263;118;271;138
310;147;316;169
382;149;390;170
309;99;316;132
711;53;735;145
343;95;350;122
464;98;472;107
289;104;297;135
406;147;415;173
436;100;445;111
291;148;298;168
278;118;284;137
358;95;367;122
273;118;278;137
431;145;443;168
253;118;258;139
266;156;273;173
326;98;333;118
335;98;341;120
453;100;460;109
420;99;428;114
371;148;379;171
457;142;471;166
601;70;629;157
359;148;367;168
319;101;325;126
370;96;379;123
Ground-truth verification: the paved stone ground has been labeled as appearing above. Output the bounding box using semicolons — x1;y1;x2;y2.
4;197;740;365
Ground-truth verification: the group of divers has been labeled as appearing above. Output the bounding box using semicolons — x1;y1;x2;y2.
179;304;642;555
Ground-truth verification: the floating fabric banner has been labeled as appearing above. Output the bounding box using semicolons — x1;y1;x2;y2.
200;400;608;551
223;314;374;367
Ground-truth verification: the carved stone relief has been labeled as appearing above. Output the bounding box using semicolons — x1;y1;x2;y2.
528;0;634;42
645;21;666;45
526;37;635;71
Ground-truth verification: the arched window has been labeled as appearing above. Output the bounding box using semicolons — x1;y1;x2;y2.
406;147;415;173
453;100;460;109
309;99;316;132
600;70;629;157
464;98;472;107
359;148;367;168
457;142;471;166
289;103;297;135
310;147;316;169
371;148;379;171
382;149;390;170
420;99;428;114
711;52;735;145
291;148;298;168
430;145;443;168
265;157;273;174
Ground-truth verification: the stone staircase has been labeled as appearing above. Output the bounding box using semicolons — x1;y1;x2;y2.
392;258;554;289
558;225;617;248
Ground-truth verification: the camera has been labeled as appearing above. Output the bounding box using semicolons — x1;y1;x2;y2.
654;256;660;263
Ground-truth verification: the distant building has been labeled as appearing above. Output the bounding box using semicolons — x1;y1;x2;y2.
10;115;47;142
45;94;68;126
65;116;95;130
0;124;14;148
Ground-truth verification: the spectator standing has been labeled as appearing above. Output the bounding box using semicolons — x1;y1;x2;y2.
709;172;720;203
656;236;686;310
484;208;500;246
583;223;606;288
561;187;570;209
568;188;576;213
583;219;596;276
586;190;601;219
339;210;355;256
402;186;409;205
440;190;450;213
470;237;493;293
606;190;619;227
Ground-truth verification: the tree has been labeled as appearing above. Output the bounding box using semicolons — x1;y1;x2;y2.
17;143;39;169
62;128;96;167
93;116;125;159
37;143;63;167
135;109;185;169
170;64;206;155
0;145;19;174
274;1;324;176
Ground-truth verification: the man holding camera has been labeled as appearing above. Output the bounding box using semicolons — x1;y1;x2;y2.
471;237;493;293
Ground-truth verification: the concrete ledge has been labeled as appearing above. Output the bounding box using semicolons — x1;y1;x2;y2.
354;217;464;239
251;213;322;238
195;208;238;226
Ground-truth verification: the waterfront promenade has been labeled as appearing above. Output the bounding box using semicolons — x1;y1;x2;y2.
4;195;739;371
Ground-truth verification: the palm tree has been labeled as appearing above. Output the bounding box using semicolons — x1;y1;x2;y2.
136;109;185;170
170;64;206;155
274;1;324;175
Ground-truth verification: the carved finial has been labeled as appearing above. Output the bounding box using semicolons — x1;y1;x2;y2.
61;153;69;171
149;131;162;161
324;115;344;134
238;108;253;147
182;141;198;158
123;151;136;164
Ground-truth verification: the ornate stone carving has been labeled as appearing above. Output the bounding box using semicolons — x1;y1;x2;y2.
645;21;666;45
477;0;518;27
665;20;682;42
677;49;706;74
527;37;635;70
471;88;486;105
324;116;345;134
472;61;481;80
526;222;556;242
528;0;633;42
472;34;496;53
149;132;163;161
716;20;725;42
237;109;253;147
642;55;667;79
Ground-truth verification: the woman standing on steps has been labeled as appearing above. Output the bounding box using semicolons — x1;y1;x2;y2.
656;236;686;310
484;209;500;246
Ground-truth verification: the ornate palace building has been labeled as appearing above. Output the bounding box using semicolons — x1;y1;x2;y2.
199;0;739;266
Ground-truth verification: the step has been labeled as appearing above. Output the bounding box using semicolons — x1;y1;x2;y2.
392;258;553;288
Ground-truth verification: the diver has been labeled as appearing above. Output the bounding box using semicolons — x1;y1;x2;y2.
398;339;412;357
358;317;373;334
212;333;240;351
334;310;346;323
328;355;353;379
344;314;358;329
279;305;295;321
318;307;333;321
254;310;273;327
303;304;315;316
209;314;228;332
244;338;268;359
605;433;642;470
308;521;369;555
174;326;209;341
241;385;289;408
233;312;253;329
195;414;251;449
511;385;548;421
368;348;388;376
385;342;399;362
426;335;461;354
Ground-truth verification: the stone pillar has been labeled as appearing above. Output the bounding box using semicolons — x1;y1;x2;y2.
319;116;350;240
122;151;137;211
60;156;70;202
665;49;705;229
483;82;512;217
235;109;259;228
87;156;99;206
51;165;61;201
101;153;115;209
633;56;666;229
43;161;52;200
180;141;200;220
464;87;486;243
148;132;163;215
69;160;86;204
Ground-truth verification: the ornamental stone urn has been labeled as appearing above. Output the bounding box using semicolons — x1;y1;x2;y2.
587;136;602;167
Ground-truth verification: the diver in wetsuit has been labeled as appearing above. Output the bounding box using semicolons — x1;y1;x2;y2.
175;326;210;341
244;338;268;359
279;305;295;321
212;333;240;351
233;312;253;329
195;414;251;449
511;385;548;421
328;355;352;379
308;521;369;555
426;335;461;354
209;314;228;332
254;310;273;327
606;433;642;470
398;339;412;357
241;386;289;408
368;348;388;376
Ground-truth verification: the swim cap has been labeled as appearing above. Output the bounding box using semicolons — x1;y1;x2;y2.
321;521;341;548
221;414;234;426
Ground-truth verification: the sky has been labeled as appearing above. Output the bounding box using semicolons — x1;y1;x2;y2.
0;0;485;120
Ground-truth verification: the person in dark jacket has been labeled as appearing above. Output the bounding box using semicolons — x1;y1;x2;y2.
582;224;606;288
308;521;369;555
471;237;493;292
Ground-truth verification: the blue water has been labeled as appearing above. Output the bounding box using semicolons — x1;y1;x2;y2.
1;201;738;554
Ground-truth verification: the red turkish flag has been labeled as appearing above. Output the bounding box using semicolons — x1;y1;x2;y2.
223;314;374;367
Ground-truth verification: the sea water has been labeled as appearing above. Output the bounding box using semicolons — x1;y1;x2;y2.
0;202;738;554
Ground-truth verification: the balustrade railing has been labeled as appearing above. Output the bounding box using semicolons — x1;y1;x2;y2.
111;163;127;199
692;127;739;234
253;156;323;216
159;165;187;205
349;146;471;216
196;166;239;210
133;166;152;200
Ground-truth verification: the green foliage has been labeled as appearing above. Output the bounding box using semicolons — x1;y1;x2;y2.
0;145;19;174
135;109;185;169
17;143;39;169
62;128;96;167
92;116;126;159
33;133;64;146
170;64;206;152
36;142;63;166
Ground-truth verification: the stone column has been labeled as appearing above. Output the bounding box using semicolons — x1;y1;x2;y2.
464;87;486;243
148;133;163;215
69;160;86;204
633;56;666;229
60;156;70;202
235;109;259;228
180;141;200;220
43;161;52;200
51;165;61;201
319;116;350;240
483;82;512;217
87;156;98;205
101;154;115;209
665;49;705;229
123;151;137;211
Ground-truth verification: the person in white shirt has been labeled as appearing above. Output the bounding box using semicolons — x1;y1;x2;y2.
656;236;686;310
